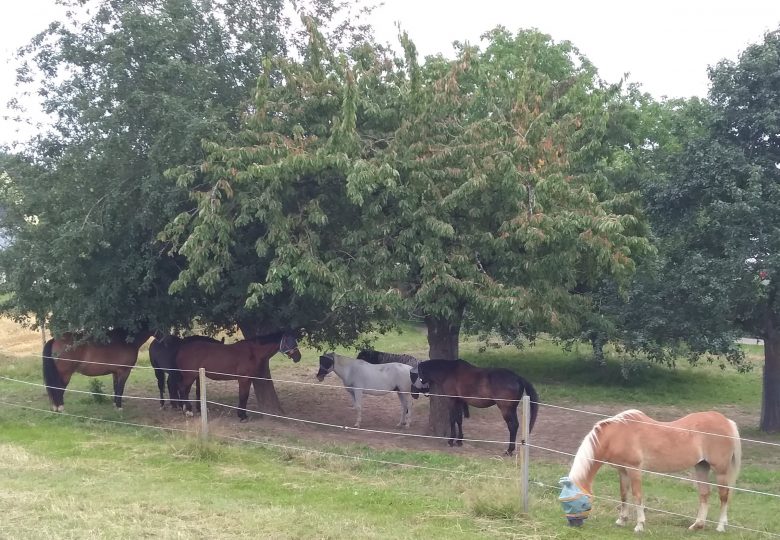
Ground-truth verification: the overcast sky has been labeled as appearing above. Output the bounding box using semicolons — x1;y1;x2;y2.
2;0;780;146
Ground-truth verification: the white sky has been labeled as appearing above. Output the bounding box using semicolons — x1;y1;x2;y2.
2;0;780;147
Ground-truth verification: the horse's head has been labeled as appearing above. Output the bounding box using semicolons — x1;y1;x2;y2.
316;353;334;381
409;367;431;396
279;333;302;363
558;477;592;527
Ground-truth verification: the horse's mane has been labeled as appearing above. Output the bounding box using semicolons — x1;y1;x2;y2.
568;409;644;483
358;350;419;367
250;331;286;344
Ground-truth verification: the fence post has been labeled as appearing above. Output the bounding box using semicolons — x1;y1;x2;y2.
199;367;208;441
520;394;531;513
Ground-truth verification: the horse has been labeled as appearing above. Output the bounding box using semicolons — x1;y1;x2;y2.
149;334;223;409
174;331;301;421
410;359;539;455
562;409;741;532
316;353;414;428
42;328;153;412
357;350;419;368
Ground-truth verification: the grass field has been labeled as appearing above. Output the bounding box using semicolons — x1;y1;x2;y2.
1;320;779;539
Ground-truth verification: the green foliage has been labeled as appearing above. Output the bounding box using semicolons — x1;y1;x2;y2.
171;25;652;348
0;0;372;337
87;378;108;404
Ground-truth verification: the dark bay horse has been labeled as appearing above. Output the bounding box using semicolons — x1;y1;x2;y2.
42;329;153;412
410;359;539;455
175;332;301;421
149;334;223;409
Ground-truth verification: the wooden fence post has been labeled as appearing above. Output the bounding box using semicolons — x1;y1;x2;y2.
199;367;208;441
520;394;531;513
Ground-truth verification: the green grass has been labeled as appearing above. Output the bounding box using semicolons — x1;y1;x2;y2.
1;326;778;538
0;411;778;539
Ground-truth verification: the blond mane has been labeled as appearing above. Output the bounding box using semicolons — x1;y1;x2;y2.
568;409;644;483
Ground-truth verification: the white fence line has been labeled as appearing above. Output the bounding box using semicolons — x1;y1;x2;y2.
22;351;780;447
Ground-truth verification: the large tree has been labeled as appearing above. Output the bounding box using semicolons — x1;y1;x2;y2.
0;0;368;339
641;29;780;431
173;26;651;433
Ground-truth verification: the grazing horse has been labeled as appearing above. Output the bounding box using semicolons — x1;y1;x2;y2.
316;353;414;428
175;332;301;421
357;350;419;368
562;409;741;532
149;334;223;409
410;359;539;455
42;329;153;412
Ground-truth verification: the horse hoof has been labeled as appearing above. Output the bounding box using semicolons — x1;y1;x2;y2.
455;440;463;447
716;524;726;533
185;410;194;418
448;441;455;447
239;417;248;423
634;524;644;533
616;518;627;527
57;405;64;413
688;522;705;531
504;451;514;456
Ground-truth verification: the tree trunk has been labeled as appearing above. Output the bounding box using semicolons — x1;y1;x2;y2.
760;326;780;432
238;322;284;416
425;315;461;437
590;332;606;366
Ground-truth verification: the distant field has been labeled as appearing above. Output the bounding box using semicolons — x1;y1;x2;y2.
1;318;778;538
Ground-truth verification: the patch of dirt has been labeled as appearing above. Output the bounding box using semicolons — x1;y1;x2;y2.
131;361;766;467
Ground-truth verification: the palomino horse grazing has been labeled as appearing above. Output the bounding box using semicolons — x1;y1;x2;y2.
175;332;301;421
410;359;539;455
564;409;741;532
316;353;414;428
42;329;153;412
149;334;223;409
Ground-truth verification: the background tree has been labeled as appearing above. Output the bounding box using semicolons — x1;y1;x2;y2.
0;0;368;342
625;28;780;431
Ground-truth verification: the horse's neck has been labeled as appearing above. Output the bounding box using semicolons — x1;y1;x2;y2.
568;430;603;494
332;355;355;380
248;340;278;360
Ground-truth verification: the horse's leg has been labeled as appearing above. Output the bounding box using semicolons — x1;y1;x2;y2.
616;467;630;526
112;369;131;410
627;469;645;532
154;368;165;408
353;389;363;428
346;387;356;409
689;461;711;530
397;392;411;428
237;378;250;422
167;371;181;410
195;377;201;413
179;376;196;417
500;403;520;456
715;471;731;532
447;401;457;447
57;369;74;412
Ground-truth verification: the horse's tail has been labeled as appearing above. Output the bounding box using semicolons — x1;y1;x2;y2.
462;402;470;418
727;419;742;487
42;338;65;408
519;376;539;433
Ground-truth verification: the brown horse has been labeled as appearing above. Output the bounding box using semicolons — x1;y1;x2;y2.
565;409;741;532
175;331;301;421
42;329;153;412
410;359;539;455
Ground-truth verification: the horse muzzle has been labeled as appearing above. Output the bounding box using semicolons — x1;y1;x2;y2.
286;348;302;363
558;477;592;527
